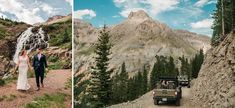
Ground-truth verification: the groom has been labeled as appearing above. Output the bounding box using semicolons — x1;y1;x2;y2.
32;48;48;91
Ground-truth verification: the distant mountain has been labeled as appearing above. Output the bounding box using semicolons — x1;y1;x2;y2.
33;14;72;26
74;10;211;75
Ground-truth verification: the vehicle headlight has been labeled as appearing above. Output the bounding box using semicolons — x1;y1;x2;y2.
175;92;177;95
153;91;155;95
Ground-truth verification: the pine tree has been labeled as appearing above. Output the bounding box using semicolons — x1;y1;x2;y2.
211;0;235;46
119;62;129;102
150;61;158;90
136;70;143;96
179;56;191;76
168;56;176;76
142;65;148;93
87;25;113;107
191;49;204;78
111;72;120;103
127;77;135;100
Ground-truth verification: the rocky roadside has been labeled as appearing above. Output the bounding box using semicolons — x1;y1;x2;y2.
191;30;235;108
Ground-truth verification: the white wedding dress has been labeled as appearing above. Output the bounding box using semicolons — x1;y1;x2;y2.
16;56;30;90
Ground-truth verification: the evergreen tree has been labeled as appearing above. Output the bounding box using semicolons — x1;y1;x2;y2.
179;56;191;77
191;49;204;78
136;71;143;96
127;77;135;100
118;62;129;102
150;61;158;90
111;72;120;103
211;0;235;46
142;65;148;93
87;25;112;107
168;56;176;76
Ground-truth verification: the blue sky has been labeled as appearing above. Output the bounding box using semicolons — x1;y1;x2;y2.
74;0;217;37
0;0;72;24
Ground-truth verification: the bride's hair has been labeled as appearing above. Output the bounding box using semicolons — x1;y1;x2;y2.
20;50;27;56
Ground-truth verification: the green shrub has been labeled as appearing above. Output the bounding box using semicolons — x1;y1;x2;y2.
25;92;68;108
48;61;64;70
48;56;59;63
64;78;72;89
0;79;5;86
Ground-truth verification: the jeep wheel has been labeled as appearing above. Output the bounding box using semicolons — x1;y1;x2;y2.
154;100;159;105
176;99;180;106
187;85;190;88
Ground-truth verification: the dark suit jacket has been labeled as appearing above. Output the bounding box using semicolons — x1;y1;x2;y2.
32;54;48;71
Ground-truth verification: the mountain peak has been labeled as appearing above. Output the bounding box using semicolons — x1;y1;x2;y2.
128;10;150;19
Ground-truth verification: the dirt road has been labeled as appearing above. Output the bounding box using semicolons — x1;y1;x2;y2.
0;70;71;108
108;87;193;108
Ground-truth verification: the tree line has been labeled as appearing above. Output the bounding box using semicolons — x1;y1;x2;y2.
211;0;235;46
74;26;205;108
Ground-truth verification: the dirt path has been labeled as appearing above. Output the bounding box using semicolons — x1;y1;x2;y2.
0;69;72;108
108;87;193;108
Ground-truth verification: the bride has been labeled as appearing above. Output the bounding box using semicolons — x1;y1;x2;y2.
16;49;32;91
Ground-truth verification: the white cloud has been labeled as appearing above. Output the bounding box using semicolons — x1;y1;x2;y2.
0;0;68;24
190;18;213;29
145;0;180;16
113;0;180;17
65;0;72;6
40;3;59;15
207;0;217;5
194;0;209;7
0;12;7;19
74;9;96;19
0;0;44;24
112;15;120;18
194;0;216;7
189;18;214;36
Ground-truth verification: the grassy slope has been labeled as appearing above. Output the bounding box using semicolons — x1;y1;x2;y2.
0;18;28;39
42;18;72;50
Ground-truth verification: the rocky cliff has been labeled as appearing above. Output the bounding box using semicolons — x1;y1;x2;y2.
191;30;235;108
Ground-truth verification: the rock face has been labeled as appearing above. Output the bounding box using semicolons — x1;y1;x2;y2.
191;30;235;108
0;56;14;76
45;47;72;69
74;10;211;75
46;15;65;22
0;20;29;76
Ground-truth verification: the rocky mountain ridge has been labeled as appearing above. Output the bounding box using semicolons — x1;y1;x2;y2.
74;10;211;76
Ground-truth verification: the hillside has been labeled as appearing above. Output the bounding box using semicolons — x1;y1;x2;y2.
74;10;211;75
191;30;235;107
0;18;30;76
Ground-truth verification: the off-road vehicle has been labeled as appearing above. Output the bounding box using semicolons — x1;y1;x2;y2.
178;75;190;88
152;76;182;106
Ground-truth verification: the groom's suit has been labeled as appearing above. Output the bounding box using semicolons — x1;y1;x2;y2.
32;53;48;88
